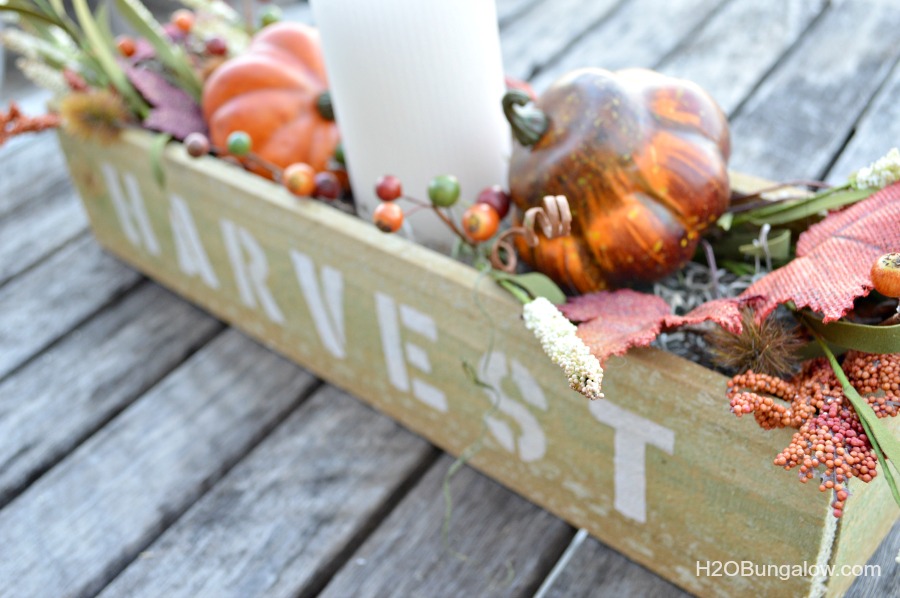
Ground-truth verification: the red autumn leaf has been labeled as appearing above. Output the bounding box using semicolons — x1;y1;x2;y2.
664;296;760;334
742;182;900;322
561;289;751;362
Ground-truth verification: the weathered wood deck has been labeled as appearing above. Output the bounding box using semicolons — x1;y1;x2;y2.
1;0;899;595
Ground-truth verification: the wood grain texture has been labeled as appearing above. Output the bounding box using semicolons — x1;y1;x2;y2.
0;283;222;507
0;191;88;285
500;0;624;80
0;131;67;218
825;60;900;183
845;520;900;598
725;0;900;181
529;0;727;92
100;385;435;598
535;531;689;598
658;0;828;115
59;127;891;597
321;455;574;598
0;235;142;380
0;329;317;598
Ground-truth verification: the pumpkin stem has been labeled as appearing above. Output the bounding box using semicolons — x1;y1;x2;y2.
502;89;548;147
316;91;335;121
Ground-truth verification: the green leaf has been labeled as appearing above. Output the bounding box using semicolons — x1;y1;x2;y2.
71;0;149;117
491;271;566;305
0;4;65;29
720;259;757;277
737;228;791;260
799;312;900;354
113;0;202;101
149;133;172;188
496;279;532;305
733;186;871;227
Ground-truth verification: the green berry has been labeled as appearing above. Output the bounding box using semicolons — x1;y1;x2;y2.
260;5;281;27
427;174;460;208
227;131;252;156
333;143;345;166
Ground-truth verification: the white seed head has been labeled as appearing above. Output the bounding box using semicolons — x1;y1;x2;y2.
851;147;900;190
523;296;604;400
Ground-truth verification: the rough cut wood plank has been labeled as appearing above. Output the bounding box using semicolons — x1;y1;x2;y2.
500;0;624;80
0;283;222;507
99;385;436;598
845;521;900;598
0;235;142;380
725;0;900;181
825;60;900;183
0;329;317;598
0;189;88;285
529;0;727;92
320;456;574;598
658;0;827;115
535;530;689;598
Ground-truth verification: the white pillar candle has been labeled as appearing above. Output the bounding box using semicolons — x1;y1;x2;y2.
310;0;511;254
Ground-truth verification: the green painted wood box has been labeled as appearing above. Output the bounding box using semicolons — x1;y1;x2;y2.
60;129;898;597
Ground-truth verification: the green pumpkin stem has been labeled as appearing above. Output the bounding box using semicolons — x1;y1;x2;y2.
502;89;548;148
316;91;335;121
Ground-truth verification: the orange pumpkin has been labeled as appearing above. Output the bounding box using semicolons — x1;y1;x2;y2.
505;68;731;293
202;22;339;174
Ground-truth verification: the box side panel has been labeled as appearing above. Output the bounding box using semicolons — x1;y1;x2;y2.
826;418;900;597
59;131;855;597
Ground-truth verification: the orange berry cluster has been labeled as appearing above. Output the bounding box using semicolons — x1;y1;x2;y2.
727;352;900;517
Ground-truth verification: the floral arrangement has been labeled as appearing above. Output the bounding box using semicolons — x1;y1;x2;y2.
3;0;900;523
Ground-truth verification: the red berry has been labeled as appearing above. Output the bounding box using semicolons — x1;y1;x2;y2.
462;203;500;242
375;175;402;201
476;185;511;219
184;132;210;157
116;35;136;58
373;202;403;233
172;9;195;33
283;163;316;197
205;36;228;56
314;171;341;200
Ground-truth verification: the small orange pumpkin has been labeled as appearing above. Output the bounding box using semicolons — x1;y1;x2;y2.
202;22;339;174
505;68;731;293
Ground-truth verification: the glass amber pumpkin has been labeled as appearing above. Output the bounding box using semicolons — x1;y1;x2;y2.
202;23;339;176
505;68;731;293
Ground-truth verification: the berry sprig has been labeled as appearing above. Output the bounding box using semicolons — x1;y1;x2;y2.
372;175;509;247
727;351;900;518
182;130;346;202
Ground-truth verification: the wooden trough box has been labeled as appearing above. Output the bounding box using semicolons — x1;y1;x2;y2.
60;129;898;597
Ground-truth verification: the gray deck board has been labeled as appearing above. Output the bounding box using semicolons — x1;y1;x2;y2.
0;236;142;380
320;455;574;598
500;0;625;81
826;59;900;184
725;0;900;181
529;0;727;92
0;329;318;598
0;283;222;507
99;386;436;598
657;0;828;116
